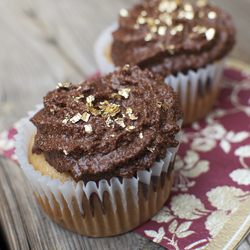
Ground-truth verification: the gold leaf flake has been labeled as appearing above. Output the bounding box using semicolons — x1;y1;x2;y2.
205;28;215;41
84;124;93;134
74;94;84;103
109;93;122;100
119;8;129;17
115;118;126;128
63;149;68;155
155;19;160;25
185;12;194;20
156;102;162;108
141;10;147;17
208;11;217;19
57;82;72;88
86;95;95;104
70;113;82;123
134;23;139;29
40;140;44;146
166;45;175;55
138;16;145;24
126;108;133;114
184;3;193;12
162;103;168;111
50;109;55;115
158;26;167;36
76;86;82;91
145;33;153;41
90;108;101;116
106;116;114;128
196;0;207;8
198;11;205;18
126;126;135;131
118;88;131;99
139;133;143;139
122;113;126;118
81;112;90;122
62;113;70;124
175;23;184;32
147;147;154;153
99;101;120;117
128;113;138;120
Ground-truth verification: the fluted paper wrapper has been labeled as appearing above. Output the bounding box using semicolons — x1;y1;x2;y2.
14;105;182;237
94;23;225;125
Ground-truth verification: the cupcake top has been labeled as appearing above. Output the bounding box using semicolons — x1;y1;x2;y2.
111;0;235;77
30;66;183;183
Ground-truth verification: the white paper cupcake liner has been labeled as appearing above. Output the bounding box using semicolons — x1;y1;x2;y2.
14;104;182;236
94;23;226;125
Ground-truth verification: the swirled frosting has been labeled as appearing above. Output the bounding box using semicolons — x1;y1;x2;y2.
111;0;235;76
31;66;183;182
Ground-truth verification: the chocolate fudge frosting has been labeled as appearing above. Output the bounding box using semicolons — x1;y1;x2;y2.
30;66;183;183
111;0;235;77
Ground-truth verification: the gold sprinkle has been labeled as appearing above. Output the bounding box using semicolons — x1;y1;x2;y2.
76;86;82;91
99;101;120;117
128;113;138;120
205;28;216;41
118;88;131;99
178;10;185;19
139;133;143;139
122;113;126;118
126;108;133;114
81;112;90;122
165;16;172;26
50;109;55;115
141;10;147;17
40;140;44;146
158;1;177;13
106;116;114;128
109;93;122;100
166;44;175;56
138;16;145;25
84;124;93;134
147;147;154;153
110;134;115;137
162;103;168;111
154;19;160;25
147;18;154;25
208;11;217;19
74;94;84;103
145;33;153;41
126;126;135;131
62;113;70;124
115;118;126;128
70;113;82;123
124;64;130;69
196;0;207;8
158;26;167;36
198;11;205;18
57;82;72;88
184;3;193;12
134;23;139;29
119;8;129;17
156;102;162;108
63;149;68;155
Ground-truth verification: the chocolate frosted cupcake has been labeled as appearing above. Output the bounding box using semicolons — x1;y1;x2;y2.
15;66;183;237
94;0;235;125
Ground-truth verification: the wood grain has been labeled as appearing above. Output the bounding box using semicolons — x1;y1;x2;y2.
0;0;250;249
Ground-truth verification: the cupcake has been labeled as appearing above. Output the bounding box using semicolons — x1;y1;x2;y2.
15;65;183;237
94;0;235;125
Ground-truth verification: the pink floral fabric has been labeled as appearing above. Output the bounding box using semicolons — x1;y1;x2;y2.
1;68;250;249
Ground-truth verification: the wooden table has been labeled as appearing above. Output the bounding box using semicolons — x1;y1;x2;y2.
0;0;250;249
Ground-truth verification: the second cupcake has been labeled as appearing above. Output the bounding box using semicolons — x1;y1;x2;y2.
95;0;235;125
